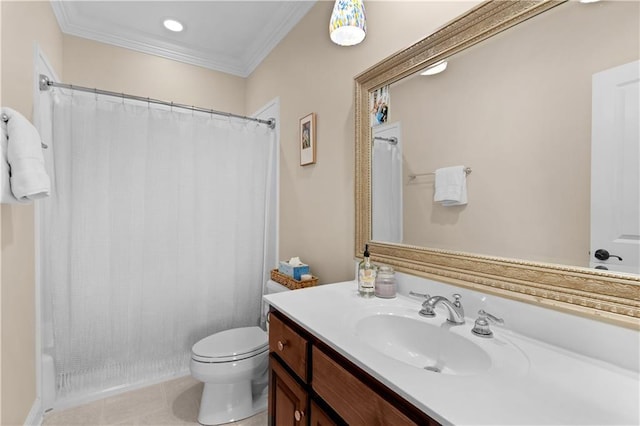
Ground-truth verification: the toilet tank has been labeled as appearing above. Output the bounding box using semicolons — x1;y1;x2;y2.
262;279;290;329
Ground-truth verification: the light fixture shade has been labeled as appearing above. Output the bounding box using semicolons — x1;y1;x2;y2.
420;60;448;76
329;0;366;46
163;19;184;32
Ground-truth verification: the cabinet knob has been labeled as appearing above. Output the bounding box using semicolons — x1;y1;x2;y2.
294;410;304;422
277;340;286;351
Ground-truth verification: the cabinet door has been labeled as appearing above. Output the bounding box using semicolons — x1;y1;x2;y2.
269;355;308;426
310;401;340;426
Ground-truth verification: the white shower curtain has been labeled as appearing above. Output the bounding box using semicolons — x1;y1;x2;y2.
40;89;276;398
372;138;402;243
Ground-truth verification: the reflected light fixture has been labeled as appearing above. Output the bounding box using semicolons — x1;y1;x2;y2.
329;0;366;46
163;19;184;32
420;60;448;76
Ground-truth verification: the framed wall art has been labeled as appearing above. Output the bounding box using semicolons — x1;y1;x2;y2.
300;112;316;166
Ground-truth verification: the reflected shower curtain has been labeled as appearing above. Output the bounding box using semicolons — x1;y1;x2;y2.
372;139;402;243
40;90;275;397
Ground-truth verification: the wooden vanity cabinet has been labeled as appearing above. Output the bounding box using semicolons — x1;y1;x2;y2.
268;309;439;426
269;355;309;426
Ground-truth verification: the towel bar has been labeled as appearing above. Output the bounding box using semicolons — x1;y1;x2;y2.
409;167;471;181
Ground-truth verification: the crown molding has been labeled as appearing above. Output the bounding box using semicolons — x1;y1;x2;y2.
50;1;316;78
242;1;316;77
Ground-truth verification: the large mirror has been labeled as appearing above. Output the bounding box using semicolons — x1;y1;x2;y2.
355;0;639;327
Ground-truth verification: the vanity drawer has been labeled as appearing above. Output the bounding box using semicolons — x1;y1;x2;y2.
312;346;419;426
269;311;309;382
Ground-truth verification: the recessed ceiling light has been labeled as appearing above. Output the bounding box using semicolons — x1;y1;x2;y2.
420;60;448;76
163;19;184;32
579;0;601;3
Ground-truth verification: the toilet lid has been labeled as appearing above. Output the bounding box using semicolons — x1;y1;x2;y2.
192;326;268;361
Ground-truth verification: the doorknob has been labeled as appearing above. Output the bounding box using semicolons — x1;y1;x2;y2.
594;249;623;261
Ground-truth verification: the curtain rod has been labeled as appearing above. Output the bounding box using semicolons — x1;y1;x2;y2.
38;74;276;129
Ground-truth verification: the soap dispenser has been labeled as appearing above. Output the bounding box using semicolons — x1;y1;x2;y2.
358;244;377;298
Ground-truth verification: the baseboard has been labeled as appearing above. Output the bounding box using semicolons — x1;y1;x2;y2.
24;397;43;426
52;369;191;412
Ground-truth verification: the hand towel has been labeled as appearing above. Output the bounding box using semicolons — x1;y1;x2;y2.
0;120;19;203
434;165;467;206
1;107;50;203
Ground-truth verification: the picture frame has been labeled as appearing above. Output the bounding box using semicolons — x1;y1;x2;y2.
299;113;316;166
370;85;390;127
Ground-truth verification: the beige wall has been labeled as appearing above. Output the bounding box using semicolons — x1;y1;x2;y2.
62;36;246;116
0;1;480;422
394;0;639;267
1;2;63;424
246;1;476;283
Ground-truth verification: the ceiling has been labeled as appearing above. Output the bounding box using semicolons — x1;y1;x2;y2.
51;1;317;78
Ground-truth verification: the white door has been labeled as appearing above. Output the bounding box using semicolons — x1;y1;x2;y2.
372;122;403;243
590;60;640;274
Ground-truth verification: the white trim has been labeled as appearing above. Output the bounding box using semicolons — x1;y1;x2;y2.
50;2;315;78
24;398;43;426
253;98;280;327
33;44;60;413
252;97;280;267
242;3;315;77
51;370;190;412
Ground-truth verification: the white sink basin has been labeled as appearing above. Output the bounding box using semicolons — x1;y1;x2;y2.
356;314;490;375
353;309;529;377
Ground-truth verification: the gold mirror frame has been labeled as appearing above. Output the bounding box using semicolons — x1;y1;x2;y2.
354;0;639;328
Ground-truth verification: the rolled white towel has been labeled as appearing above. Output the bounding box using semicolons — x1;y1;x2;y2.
1;107;50;203
0;120;18;203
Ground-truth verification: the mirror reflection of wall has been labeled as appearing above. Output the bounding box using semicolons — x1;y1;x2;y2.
383;0;639;269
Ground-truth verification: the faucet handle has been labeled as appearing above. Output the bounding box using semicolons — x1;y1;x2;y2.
452;294;462;307
480;309;503;324
409;291;431;299
419;299;436;317
471;309;504;338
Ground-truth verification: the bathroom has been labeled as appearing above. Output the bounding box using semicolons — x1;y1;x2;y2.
1;0;639;425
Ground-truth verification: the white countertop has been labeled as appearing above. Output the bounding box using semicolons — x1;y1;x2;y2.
264;281;640;425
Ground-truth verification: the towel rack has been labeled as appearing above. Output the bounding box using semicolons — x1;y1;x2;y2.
409;167;472;181
1;113;48;149
373;136;398;145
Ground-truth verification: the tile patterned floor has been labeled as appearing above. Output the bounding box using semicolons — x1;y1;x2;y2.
42;376;267;426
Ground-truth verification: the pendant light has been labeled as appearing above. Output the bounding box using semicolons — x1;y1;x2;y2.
329;0;367;46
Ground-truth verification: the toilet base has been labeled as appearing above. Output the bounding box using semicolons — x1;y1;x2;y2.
197;381;267;425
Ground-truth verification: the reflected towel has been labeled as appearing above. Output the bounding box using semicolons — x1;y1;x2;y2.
1;107;50;203
434;165;467;206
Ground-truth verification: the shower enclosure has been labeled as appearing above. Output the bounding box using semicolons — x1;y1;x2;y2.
36;84;277;403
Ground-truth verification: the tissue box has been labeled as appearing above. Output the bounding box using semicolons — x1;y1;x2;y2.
278;261;310;280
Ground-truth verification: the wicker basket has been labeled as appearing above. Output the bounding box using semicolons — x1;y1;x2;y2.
270;269;318;290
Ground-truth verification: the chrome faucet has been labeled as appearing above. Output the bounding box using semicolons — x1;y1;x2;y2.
419;294;465;325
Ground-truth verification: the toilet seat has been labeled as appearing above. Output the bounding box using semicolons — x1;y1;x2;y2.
192;326;268;363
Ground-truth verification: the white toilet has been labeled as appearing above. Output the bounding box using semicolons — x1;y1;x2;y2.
190;280;288;425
